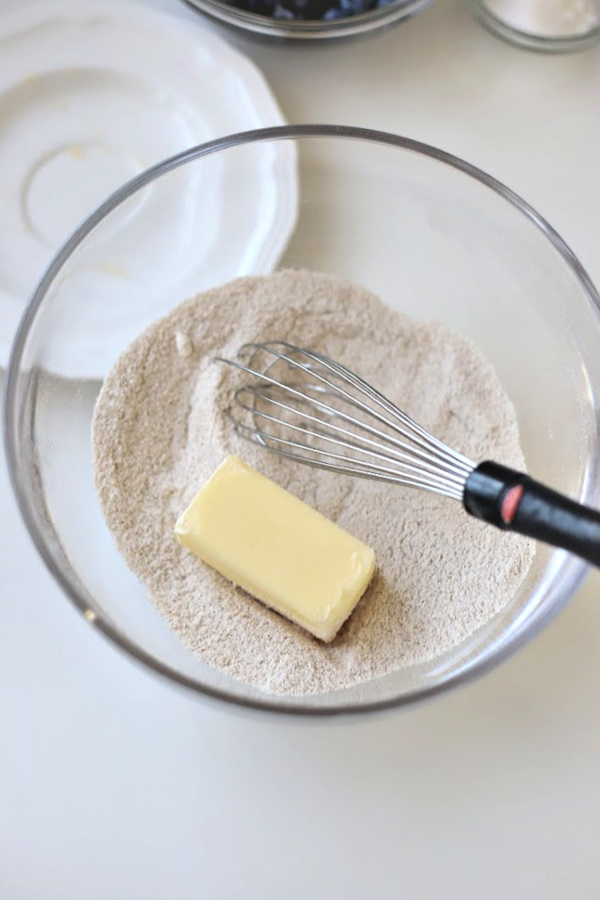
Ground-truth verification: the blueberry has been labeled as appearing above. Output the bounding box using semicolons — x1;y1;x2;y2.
221;0;380;21
273;3;295;17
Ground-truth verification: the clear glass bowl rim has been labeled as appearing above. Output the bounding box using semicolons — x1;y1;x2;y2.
4;124;600;717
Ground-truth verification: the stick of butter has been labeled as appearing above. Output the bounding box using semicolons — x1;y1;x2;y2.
174;455;375;642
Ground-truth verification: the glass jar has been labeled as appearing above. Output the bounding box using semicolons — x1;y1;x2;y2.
468;0;600;51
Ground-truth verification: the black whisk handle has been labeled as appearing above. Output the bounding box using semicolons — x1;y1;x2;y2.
463;461;600;568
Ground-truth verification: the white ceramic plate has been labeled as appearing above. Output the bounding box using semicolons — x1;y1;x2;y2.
0;0;297;377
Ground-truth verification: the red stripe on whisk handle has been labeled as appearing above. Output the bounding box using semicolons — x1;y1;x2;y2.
463;461;600;568
500;484;524;525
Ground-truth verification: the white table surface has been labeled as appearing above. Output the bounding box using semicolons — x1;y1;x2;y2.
2;1;600;897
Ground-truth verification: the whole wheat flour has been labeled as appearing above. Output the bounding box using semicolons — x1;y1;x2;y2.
93;270;535;696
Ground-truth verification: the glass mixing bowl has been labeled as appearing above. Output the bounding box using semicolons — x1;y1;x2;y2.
4;125;600;715
181;0;435;41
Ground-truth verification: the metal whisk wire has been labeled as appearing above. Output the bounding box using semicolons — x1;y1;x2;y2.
216;341;475;501
216;341;600;569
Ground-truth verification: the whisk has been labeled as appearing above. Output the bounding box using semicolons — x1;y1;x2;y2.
217;341;600;568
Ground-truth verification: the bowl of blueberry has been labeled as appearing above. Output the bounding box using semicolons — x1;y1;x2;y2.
181;0;434;39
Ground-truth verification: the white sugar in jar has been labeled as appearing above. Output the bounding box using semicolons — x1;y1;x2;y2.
469;0;600;50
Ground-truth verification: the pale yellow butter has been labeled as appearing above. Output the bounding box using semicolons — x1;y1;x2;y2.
174;455;375;642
